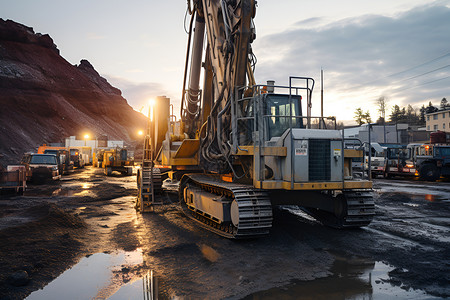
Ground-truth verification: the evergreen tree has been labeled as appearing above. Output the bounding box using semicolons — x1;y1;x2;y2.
426;101;438;113
354;107;365;125
419;105;426;124
363;110;372;124
441;97;448;109
389;105;403;123
406;104;419;124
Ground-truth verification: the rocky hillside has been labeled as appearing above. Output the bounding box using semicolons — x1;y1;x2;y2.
0;19;147;166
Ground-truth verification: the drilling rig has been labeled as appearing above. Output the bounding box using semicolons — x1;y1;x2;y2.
136;0;374;238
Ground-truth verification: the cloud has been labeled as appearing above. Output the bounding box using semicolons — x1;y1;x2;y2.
294;17;330;29
253;3;450;121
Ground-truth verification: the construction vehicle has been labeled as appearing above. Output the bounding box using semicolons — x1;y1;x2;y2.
102;147;133;176
19;153;34;181
136;0;374;238
37;144;67;155
364;142;386;178
80;146;92;165
93;149;106;168
0;164;26;195
25;154;61;183
407;143;450;181
384;132;450;181
43;149;73;174
68;148;85;168
37;145;74;174
383;146;416;179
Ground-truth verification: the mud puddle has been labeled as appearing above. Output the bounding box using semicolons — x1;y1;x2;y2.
411;194;450;202
244;254;440;299
24;248;440;299
26;249;144;300
25;188;97;198
24;182;98;198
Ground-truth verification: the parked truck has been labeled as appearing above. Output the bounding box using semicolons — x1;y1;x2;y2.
384;143;450;181
69;148;85;169
383;146;416;178
43;149;73;174
409;143;450;181
23;154;61;183
364;142;386;178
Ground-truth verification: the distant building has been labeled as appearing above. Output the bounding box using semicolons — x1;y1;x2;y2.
426;108;450;132
64;136;124;149
344;123;430;145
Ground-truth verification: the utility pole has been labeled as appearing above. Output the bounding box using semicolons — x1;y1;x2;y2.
368;123;372;181
321;68;324;129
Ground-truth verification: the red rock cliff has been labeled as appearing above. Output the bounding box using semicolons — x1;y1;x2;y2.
0;19;147;165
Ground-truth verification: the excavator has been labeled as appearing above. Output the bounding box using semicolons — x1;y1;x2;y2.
136;0;374;238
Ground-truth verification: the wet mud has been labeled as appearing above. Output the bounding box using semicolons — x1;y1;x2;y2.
0;167;449;299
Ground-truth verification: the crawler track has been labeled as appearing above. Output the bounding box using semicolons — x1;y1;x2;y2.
341;190;375;227
303;190;375;228
179;174;273;239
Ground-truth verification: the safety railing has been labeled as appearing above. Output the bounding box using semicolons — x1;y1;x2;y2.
232;77;363;185
344;138;369;181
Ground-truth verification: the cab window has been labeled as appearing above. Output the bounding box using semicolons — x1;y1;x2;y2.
265;94;303;138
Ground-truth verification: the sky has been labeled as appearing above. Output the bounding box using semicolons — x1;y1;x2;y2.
1;0;450;124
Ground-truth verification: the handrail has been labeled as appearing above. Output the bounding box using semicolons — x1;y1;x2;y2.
344;138;367;180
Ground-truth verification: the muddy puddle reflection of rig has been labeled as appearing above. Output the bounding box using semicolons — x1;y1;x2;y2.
244;251;436;299
143;270;158;300
245;254;375;299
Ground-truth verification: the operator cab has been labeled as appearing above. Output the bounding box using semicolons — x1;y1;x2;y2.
264;94;303;139
242;93;303;144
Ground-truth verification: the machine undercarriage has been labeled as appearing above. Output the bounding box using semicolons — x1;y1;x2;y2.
180;173;273;238
178;174;374;238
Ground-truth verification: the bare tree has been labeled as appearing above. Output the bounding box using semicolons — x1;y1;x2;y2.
376;96;387;124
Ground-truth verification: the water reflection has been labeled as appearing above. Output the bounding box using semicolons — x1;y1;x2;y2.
24;186;97;197
24;243;438;299
423;194;447;202
410;193;449;203
26;250;143;300
200;244;220;263
143;270;158;300
243;254;436;300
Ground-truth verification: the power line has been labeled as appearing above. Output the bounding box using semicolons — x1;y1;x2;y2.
384;51;450;79
338;51;450;92
392;64;450;84
391;75;450;94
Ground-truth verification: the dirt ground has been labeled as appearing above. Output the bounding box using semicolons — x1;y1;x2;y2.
0;167;449;299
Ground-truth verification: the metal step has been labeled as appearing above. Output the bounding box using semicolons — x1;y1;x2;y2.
137;167;164;211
